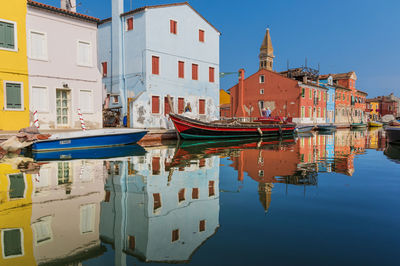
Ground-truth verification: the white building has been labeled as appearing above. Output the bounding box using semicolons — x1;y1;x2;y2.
98;1;221;129
27;0;102;129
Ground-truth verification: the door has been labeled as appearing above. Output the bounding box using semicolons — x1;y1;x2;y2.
56;89;70;127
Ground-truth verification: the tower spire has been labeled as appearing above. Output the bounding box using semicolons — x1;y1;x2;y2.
259;28;274;71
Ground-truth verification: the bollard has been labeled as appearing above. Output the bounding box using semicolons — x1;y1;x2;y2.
33;110;40;128
77;108;86;131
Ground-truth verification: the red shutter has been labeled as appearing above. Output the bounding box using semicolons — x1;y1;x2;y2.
192;64;198;80
102;62;107;77
208;180;215;196
164;96;173;115
105;190;110;202
153;193;161;210
152;56;159;75
178;98;184;114
209;67;214;83
199;30;204;42
170;20;177;34
152;96;159;114
199;99;205;114
129;236;135;250
192;188;199;199
178;189;185;202
172;229;179;242
178;61;184;78
199;220;205;232
127;18;133;31
199;158;206;167
152;157;160;175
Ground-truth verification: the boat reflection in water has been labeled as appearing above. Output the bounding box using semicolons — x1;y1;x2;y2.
0;128;391;265
384;143;400;164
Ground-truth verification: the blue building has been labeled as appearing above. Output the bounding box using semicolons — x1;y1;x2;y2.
98;1;221;129
319;75;336;123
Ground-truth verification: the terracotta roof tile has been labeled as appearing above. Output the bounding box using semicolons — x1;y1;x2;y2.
27;0;100;23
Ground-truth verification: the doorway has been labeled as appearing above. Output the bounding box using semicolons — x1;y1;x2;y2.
56;89;70;127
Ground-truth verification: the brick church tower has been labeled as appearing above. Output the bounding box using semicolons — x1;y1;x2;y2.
259;28;274;71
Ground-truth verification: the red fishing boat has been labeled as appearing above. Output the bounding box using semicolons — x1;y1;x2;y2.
169;114;296;140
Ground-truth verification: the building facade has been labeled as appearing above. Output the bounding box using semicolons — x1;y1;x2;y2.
319;76;336;123
298;82;328;124
98;1;220;129
0;0;30;130
27;0;102;129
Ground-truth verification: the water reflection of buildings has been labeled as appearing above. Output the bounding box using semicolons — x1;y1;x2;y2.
100;147;220;263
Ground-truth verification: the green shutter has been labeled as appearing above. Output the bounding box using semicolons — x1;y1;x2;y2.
3;229;22;257
9;173;25;199
5;22;14;49
0;22;5;48
6;83;22;109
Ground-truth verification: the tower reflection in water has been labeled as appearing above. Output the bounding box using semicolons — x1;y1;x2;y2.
0;129;391;265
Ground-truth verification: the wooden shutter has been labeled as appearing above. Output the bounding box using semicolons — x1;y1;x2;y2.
192;64;198;80
199;158;206;167
102;62;107;77
104;191;111;202
178;189;185;202
127;18;133;31
208;180;215;196
172;229;179;242
199;30;205;42
0;22;5;48
152;56;159;75
178;61;184;78
209;67;214;83
152;157;160;175
199;99;205;115
6;83;22;109
170;20;177;34
152;96;159;113
164;96;173;115
199;220;206;232
129;236;135;250
192;188;199;199
178;98;184;114
0;21;15;49
153;193;161;211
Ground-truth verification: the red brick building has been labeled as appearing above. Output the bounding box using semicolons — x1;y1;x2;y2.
367;95;399;117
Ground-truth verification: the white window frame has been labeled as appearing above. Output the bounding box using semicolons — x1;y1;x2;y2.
31;85;49;112
29;30;48;61
1;228;24;259
260;89;264;95
79;89;94;114
3;81;24;111
259;75;265;83
7;172;27;201
77;40;92;67
0;18;18;52
32;216;53;246
80;204;96;235
151;94;161;115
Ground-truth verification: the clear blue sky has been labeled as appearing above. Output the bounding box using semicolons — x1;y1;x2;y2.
40;0;400;97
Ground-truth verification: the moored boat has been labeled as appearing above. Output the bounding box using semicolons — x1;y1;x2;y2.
32;128;148;152
169;114;296;140
316;124;337;132
296;125;314;133
368;121;383;127
385;127;400;144
350;123;367;129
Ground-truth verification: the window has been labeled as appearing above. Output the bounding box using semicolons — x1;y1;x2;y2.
172;229;179;242
258;170;264;177
259;100;264;109
199;220;206;232
32;216;52;245
152;56;159;75
308;107;312;117
199;99;205;115
192;188;199;199
199;158;206;167
0;20;16;50
343;93;345;100
30;31;47;60
309;88;312;99
8;173;25;199
192;64;198;80
2;229;23;258
178;189;185;203
208;180;215;197
152;157;160;175
153;193;162;212
105;191;111;202
101;62;107;77
170;20;177;34
77;41;92;67
301;106;305;118
80;204;95;234
5;82;23;110
199;29;205;42
164;96;173;115
259;75;265;83
129;236;135;250
31;86;48;112
178;61;184;78
58;162;71;185
260;89;264;95
79;90;93;113
126;17;133;31
301;88;305;98
152;96;160;114
178;98;184;114
209;67;215;83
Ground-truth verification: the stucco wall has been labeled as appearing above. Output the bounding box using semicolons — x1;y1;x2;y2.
27;7;102;129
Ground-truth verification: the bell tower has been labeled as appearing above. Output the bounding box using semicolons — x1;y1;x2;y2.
259;28;274;71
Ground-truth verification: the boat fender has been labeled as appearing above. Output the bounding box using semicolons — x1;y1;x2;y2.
257;127;263;136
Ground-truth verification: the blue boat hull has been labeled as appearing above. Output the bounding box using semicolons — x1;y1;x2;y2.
32;131;148;152
32;144;146;161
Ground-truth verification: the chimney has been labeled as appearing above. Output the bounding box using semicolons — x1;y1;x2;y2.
61;0;76;12
235;69;246;118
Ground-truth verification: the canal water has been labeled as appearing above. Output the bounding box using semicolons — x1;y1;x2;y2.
0;129;399;265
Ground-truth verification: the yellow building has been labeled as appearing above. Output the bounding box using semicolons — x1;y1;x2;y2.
220;89;230;106
0;0;29;130
366;100;379;121
0;162;35;265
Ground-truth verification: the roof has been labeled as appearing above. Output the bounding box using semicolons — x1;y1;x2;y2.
299;81;328;90
27;0;99;23
319;71;357;80
260;28;274;56
332;84;351;91
356;90;368;95
100;2;220;34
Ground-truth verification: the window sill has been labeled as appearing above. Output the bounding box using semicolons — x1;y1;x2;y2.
30;57;49;62
0;47;18;52
3;108;25;111
77;63;93;68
